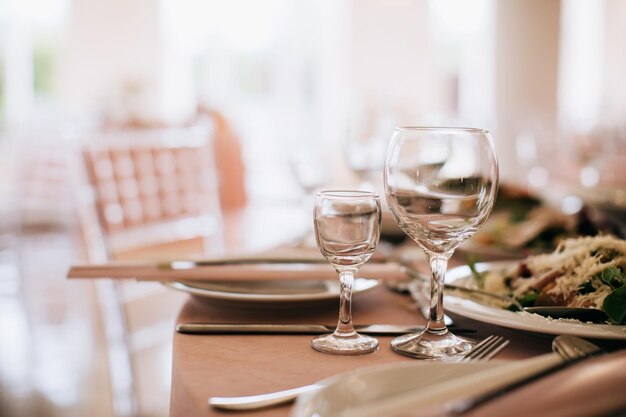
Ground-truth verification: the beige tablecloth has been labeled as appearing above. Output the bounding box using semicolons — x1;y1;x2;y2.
169;285;560;417
166;205;625;417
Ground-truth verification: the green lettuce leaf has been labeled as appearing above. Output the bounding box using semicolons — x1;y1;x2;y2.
518;290;539;307
595;267;626;289
466;255;485;288
603;286;626;324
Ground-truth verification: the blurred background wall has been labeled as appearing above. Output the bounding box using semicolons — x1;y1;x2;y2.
2;0;626;203
3;0;625;180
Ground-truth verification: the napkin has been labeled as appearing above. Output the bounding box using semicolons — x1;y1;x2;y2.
67;250;407;282
342;351;626;417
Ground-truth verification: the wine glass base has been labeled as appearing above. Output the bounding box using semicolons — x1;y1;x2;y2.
391;329;473;360
311;332;379;355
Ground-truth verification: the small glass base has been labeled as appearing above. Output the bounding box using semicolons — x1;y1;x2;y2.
311;332;379;355
391;328;473;360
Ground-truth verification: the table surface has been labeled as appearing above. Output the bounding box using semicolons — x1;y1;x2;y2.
166;204;625;417
169;282;558;417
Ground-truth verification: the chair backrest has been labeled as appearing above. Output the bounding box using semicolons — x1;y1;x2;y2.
77;126;223;260
206;109;247;211
73;126;224;417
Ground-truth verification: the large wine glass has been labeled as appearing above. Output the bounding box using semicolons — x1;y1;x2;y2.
384;127;498;359
313;190;381;355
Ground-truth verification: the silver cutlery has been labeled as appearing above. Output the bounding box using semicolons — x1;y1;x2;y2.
401;267;524;310
448;335;604;414
209;384;321;411
159;257;328;269
551;334;605;361
458;335;509;362
176;323;476;335
159;254;395;269
207;334;506;411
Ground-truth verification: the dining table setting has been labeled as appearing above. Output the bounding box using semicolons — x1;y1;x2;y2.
67;127;626;417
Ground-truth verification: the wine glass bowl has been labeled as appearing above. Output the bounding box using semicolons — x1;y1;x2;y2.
312;190;382;355
384;127;499;359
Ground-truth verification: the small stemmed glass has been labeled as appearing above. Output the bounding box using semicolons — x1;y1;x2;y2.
384;127;498;359
312;190;382;355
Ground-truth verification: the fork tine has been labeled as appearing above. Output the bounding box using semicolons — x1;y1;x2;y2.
460;335;497;362
482;339;509;361
473;336;506;361
552;338;569;360
461;335;496;361
465;337;500;362
461;335;508;362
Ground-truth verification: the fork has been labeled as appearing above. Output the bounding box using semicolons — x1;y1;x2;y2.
458;335;509;362
208;335;509;411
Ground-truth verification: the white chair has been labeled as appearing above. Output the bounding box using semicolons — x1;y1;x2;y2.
73;126;223;417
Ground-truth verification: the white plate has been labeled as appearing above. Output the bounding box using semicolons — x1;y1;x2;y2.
292;361;501;417
444;262;626;340
164;278;379;309
292;354;568;417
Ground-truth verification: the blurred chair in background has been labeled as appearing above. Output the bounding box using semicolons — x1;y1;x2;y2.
195;106;247;211
80;126;223;258
0;134;19;241
10;131;75;231
74;126;223;417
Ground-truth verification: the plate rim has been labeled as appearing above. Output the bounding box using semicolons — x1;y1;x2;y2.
445;261;626;340
163;277;380;303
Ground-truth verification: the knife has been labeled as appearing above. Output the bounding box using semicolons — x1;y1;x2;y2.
176;323;476;335
400;266;523;310
159;255;389;269
159;257;327;269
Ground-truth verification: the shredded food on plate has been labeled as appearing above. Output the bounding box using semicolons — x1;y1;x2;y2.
479;235;626;323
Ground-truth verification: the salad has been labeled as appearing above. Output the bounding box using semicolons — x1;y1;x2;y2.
475;235;626;324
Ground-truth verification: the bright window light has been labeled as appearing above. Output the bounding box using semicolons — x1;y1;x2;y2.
558;0;605;131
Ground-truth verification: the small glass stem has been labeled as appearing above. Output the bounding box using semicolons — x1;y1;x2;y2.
334;269;357;337
426;251;452;333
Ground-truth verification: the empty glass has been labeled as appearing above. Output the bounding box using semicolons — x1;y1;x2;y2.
289;148;329;197
343;105;396;191
384;127;499;359
312;190;382;355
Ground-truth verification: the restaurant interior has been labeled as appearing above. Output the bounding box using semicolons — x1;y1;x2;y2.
1;1;626;416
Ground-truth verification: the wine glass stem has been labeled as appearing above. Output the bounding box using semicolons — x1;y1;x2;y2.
426;252;452;333
334;269;357;337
